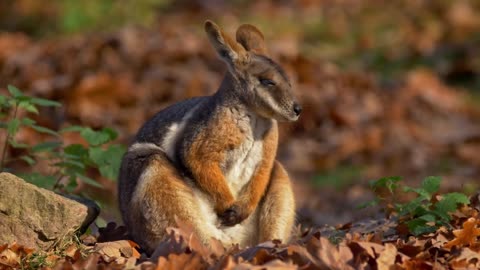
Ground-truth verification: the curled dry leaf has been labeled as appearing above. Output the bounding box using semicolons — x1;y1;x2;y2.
71;253;101;270
308;237;355;270
349;241;385;260
285;244;320;267
449;248;480;269
94;240;140;263
444;218;480;249
376;243;397;270
0;242;34;269
156;253;207;270
150;230;187;262
0;248;19;268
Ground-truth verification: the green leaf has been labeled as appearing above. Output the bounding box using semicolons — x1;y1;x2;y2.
407;218;437;236
100;127;118;141
421;176;441;195
88;144;126;180
76;173;103;188
417;213;436;222
21;117;36;126
370;176;402;194
31;141;62;152
0;95;6;103
18;100;38;114
60;125;85;133
30;97;61;107
64;144;88;158
65;176;78;192
0;95;9;108
20;172;57;189
434;192;470;214
403;186;430;200
29;125;59;137
19;155;36;165
7;118;20;136
80;128;117;146
82;128;109;145
7;85;24;98
396;197;425;216
59;159;86;169
9;140;29;149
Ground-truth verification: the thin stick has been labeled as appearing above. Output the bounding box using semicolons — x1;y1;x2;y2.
0;103;18;171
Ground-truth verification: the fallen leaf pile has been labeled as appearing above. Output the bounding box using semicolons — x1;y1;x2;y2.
1;194;479;269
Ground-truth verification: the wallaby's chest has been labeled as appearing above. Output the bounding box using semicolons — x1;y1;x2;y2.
223;117;270;197
224;137;263;197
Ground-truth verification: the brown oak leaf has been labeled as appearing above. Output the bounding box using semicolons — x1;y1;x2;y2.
444;218;480;249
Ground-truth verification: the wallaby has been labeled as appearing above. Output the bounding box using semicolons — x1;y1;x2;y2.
118;20;302;254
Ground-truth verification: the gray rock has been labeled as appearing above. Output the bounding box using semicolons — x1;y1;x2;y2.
0;173;100;250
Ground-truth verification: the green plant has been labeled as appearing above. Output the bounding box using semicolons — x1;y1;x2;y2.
0;85;126;193
364;176;470;236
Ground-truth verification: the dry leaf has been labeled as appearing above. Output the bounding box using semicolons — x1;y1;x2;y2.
450;248;480;269
376;243;397;270
444;218;480;249
156;253;207;270
94;240;139;263
0;248;19;268
308;237;355;270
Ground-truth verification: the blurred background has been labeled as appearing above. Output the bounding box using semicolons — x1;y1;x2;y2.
1;0;480;227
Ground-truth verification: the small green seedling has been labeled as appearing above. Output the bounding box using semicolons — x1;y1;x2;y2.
363;176;469;235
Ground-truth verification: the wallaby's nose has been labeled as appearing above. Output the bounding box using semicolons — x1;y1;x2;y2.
293;103;302;116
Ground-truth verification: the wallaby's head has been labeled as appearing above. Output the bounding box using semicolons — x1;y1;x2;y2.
205;20;302;122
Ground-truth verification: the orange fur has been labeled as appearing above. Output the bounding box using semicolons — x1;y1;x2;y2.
186;110;245;213
236;121;278;219
259;161;295;242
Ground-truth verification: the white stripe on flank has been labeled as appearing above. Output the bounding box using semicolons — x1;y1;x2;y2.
128;142;164;152
161;103;201;161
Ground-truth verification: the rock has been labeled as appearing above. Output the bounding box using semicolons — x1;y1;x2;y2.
0;173;100;250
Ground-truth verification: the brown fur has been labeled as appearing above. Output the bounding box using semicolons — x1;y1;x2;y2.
186;110;245;213
236;24;267;54
259;161;296;241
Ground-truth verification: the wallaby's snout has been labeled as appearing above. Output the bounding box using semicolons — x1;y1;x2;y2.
293;103;302;117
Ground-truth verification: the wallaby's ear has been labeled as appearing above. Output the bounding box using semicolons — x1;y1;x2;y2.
236;24;267;55
205;20;247;64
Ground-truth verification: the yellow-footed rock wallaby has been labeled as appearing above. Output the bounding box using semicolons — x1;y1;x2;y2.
118;20;302;254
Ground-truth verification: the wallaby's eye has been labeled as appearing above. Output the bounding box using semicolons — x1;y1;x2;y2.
259;78;275;87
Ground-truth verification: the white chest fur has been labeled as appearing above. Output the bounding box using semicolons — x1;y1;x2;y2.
224;116;270;198
225;138;263;197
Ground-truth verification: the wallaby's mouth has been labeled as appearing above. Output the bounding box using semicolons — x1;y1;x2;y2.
287;114;300;122
276;112;300;122
285;102;302;121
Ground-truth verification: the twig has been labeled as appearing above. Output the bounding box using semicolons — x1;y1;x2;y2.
0;103;18;171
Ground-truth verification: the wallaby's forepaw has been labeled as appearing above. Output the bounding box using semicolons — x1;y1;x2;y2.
219;205;247;226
